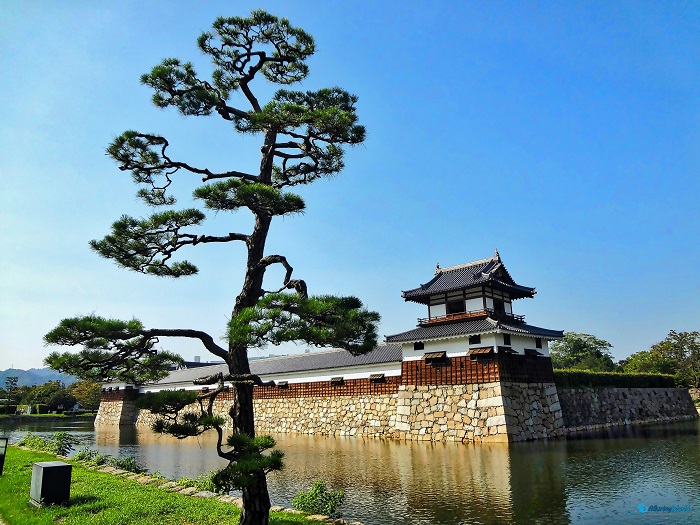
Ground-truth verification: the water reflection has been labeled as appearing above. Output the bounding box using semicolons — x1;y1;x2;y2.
2;420;699;525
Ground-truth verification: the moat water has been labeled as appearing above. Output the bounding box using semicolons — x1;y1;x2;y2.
1;419;698;524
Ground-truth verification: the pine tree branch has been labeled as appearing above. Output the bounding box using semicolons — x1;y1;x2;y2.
257;255;294;285
136;133;259;183
141;328;228;361
192;371;273;386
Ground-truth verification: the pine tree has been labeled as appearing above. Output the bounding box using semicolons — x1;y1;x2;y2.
44;11;379;524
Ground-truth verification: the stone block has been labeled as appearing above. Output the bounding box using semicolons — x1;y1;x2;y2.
477;396;502;408
193;491;218;498
486;415;506;427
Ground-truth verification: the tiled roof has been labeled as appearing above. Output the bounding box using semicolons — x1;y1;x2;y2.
386;318;498;342
385;318;563;343
152;344;403;386
497;321;564;339
402;253;535;303
250;344;403;375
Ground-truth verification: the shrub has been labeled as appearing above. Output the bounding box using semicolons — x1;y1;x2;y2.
73;446;145;473
91;453;110;466
17;433;50;451
108;455;147;474
292;480;345;518
52;432;80;455
3;405;17;414
17;432;79;455
73;446;99;462
35;404;50;414
177;472;219;493
554;369;677;389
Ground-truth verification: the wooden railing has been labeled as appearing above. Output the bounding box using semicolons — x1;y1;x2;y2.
418;308;524;326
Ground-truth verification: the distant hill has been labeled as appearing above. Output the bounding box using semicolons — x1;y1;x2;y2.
0;368;77;387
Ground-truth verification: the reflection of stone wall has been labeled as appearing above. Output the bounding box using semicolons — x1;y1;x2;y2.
558;387;698;433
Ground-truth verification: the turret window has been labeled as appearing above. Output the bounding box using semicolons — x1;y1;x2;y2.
469;334;481;345
503;334;511;346
535;338;542;349
446;299;466;315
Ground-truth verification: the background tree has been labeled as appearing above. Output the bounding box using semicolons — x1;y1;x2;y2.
621;349;677;375
43;11;379;525
4;376;19;406
550;332;615;371
24;380;77;412
623;330;700;387
68;380;103;411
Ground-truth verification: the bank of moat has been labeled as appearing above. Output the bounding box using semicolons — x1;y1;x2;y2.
97;252;697;441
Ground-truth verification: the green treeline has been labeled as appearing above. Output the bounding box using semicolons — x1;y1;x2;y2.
551;330;700;388
1;377;101;414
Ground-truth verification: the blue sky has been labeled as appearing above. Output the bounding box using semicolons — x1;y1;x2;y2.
1;1;698;369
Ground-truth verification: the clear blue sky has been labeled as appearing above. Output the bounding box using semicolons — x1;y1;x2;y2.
1;1;698;369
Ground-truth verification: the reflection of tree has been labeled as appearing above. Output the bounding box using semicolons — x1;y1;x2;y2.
563;422;700;518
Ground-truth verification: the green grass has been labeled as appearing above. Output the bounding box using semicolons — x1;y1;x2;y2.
0;446;317;525
0;413;96;420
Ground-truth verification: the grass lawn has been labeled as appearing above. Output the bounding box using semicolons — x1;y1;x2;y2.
0;414;96;420
0;446;317;525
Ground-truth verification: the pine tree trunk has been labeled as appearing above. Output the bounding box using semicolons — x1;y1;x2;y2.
231;144;276;524
231;380;271;525
239;472;271;525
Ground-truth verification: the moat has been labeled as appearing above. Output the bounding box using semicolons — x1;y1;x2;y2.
2;419;699;524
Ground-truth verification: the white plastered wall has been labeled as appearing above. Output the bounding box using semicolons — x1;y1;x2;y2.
401;333;498;361
498;334;551;356
430;303;446;318
141;362;403;393
465;297;483;312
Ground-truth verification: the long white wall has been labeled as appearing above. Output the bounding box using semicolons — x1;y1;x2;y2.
401;333;550;360
257;362;402;384
139;361;403;394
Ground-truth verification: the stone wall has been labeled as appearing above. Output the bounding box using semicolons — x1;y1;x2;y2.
254;394;397;438
95;389;140;425
100;371;698;440
133;381;563;443
501;382;565;441
393;382;563;442
557;387;698;433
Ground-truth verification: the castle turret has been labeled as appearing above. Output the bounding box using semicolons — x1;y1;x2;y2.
387;251;563;359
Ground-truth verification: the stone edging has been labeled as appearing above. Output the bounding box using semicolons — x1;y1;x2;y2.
63;457;363;525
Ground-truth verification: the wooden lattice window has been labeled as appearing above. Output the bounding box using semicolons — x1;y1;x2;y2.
369;373;386;383
423;351;448;366
468;347;494;360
